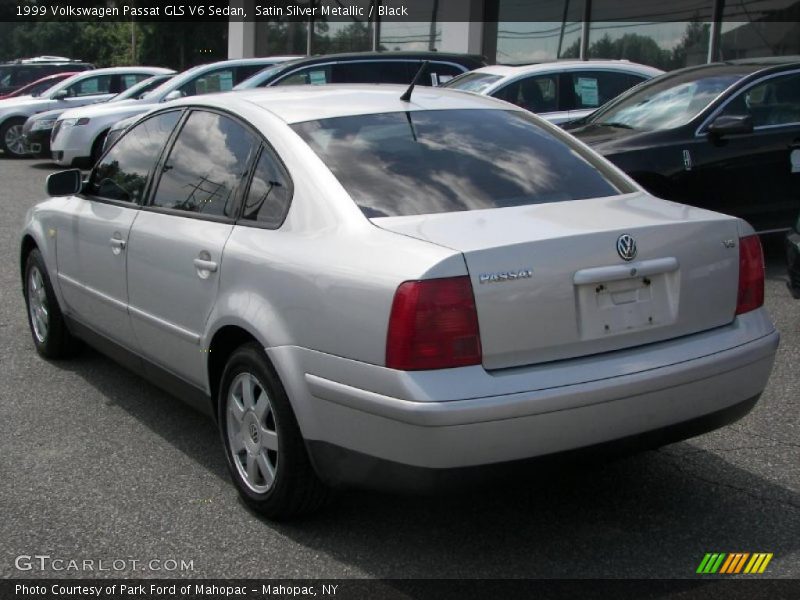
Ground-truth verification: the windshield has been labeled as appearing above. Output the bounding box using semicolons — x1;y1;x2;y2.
441;71;503;93
110;75;174;102
590;69;749;131
292;109;629;218
234;62;301;89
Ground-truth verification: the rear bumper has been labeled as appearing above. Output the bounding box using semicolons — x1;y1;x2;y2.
267;310;778;487
786;231;800;298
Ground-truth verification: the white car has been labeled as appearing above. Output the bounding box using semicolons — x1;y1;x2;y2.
50;57;298;167
22;85;778;518
0;66;171;157
442;60;663;124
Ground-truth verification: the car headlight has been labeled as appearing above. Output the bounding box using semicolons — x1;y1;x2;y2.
60;117;90;128
31;119;56;131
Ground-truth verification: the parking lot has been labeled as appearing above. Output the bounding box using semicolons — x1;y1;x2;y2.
1;157;798;579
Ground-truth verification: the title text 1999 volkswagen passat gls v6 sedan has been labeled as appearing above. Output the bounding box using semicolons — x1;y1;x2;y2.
20;85;779;519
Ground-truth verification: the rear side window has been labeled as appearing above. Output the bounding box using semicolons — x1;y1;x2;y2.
422;62;465;86
292;109;628;218
565;71;647;110
151;110;257;218
241;146;293;228
276;66;331;86
87;111;181;203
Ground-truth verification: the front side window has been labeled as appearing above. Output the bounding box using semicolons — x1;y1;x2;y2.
493;75;558;113
151;111;257;218
66;75;112;97
292;109;628;218
179;68;236;97
241;147;293;228
87;111;181;203
720;72;800;128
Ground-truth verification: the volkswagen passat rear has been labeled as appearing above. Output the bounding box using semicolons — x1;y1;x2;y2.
20;86;778;518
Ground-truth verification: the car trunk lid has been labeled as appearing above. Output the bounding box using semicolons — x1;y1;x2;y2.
373;193;741;370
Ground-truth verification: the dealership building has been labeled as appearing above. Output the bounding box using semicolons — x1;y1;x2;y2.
228;0;799;71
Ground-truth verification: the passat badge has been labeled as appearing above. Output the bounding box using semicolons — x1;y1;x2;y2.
616;234;637;262
479;269;533;284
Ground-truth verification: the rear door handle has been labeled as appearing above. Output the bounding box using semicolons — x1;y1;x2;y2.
193;258;218;273
109;237;126;253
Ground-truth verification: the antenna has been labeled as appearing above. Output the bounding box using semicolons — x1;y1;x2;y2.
400;61;429;103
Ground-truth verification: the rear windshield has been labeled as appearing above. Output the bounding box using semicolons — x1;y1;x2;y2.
292;109;628;218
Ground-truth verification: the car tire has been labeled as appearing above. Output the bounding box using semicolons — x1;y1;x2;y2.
218;342;329;520
23;248;80;359
1;117;27;158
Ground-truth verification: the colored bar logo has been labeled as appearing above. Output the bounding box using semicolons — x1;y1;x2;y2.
696;553;773;574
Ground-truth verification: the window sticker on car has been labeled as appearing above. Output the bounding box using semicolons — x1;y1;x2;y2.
576;77;599;107
309;70;327;85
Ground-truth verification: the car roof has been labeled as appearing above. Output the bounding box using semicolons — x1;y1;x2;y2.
252;51;485;75
174;84;518;124
471;60;663;78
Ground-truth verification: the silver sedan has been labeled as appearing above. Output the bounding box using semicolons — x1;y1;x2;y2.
20;85;779;519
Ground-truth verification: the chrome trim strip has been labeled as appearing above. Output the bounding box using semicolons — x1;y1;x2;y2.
573;257;679;285
128;304;202;345
57;272;127;312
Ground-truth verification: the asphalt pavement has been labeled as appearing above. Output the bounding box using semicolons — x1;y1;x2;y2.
0;158;798;580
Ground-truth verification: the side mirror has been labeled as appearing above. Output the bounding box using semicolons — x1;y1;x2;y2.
46;169;82;196
708;114;753;137
163;90;183;102
52;89;69;100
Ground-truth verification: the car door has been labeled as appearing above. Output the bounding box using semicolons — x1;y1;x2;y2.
55;110;182;349
126;109;258;386
688;70;800;232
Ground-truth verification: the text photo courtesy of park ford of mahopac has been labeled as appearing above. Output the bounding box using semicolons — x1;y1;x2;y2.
1;1;800;599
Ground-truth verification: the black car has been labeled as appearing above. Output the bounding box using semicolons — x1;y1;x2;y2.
787;215;800;297
20;73;175;159
235;51;486;90
0;56;93;96
566;58;800;233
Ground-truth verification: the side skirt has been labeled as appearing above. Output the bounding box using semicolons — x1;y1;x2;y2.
64;315;215;418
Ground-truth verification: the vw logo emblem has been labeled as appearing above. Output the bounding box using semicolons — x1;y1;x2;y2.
616;234;637;262
249;422;259;443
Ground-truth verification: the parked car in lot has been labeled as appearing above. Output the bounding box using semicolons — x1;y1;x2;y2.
21;73;176;159
566;58;800;233
233;51;486;89
441;60;662;124
0;56;93;96
50;57;297;167
20;86;778;518
0;71;77;100
0;66;171;157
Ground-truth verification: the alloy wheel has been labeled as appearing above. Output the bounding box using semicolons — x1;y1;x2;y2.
226;372;279;494
4;123;25;156
27;266;49;343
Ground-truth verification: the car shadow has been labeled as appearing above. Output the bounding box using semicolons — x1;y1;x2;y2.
57;344;799;580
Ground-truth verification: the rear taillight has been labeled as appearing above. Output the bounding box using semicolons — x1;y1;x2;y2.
386;276;482;370
736;235;765;315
